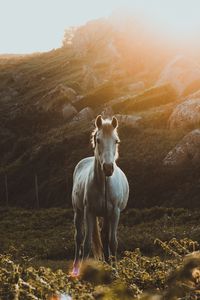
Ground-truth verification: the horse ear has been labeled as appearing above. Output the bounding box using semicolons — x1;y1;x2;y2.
112;116;118;128
95;115;102;129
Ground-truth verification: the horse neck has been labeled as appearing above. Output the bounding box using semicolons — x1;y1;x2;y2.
94;155;105;186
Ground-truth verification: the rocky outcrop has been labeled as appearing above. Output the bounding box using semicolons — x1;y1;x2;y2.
72;19;119;63
163;129;200;166
169;93;200;129
156;56;200;96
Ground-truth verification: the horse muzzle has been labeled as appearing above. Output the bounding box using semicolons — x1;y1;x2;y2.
103;163;114;177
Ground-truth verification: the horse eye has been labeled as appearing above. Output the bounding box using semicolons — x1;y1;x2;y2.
96;138;100;144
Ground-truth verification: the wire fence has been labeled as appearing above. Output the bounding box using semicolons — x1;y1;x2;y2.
0;173;40;209
0;167;73;209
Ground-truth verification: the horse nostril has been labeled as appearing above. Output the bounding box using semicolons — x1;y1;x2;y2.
103;163;114;176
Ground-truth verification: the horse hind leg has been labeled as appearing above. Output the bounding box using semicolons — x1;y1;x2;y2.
73;209;83;275
82;207;95;260
109;207;120;261
101;217;110;263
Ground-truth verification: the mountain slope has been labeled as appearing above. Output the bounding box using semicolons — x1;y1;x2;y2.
0;18;200;208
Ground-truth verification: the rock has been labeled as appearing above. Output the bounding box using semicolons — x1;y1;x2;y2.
72;107;94;122
74;81;116;111
74;95;84;104
12;72;23;82
163;129;200;166
0;87;18;102
39;84;77;111
82;65;100;90
169;94;200;129
112;84;176;114
0;94;12;102
115;114;142;127
186;89;200;99
101;106;114;119
127;81;145;94
156;55;200;96
108;95;130;107
57;84;77;102
72;18;119;62
62;103;77;121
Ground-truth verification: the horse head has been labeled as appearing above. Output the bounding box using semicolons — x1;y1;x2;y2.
93;115;120;177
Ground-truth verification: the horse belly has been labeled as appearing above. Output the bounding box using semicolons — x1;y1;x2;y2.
109;174;129;211
72;175;86;211
72;158;94;211
86;193;105;216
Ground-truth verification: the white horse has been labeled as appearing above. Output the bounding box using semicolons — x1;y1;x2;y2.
72;115;129;275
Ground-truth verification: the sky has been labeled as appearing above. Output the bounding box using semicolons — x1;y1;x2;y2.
0;0;200;54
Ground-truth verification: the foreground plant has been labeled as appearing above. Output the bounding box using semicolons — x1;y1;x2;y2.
0;238;200;300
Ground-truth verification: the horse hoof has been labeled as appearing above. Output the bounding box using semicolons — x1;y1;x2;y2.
71;266;80;277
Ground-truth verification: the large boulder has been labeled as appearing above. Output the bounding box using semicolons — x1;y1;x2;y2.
82;65;100;90
0;87;19;102
115;114;142;127
127;81;145;94
101;106;114;119
169;92;200;129
62;103;77;121
163;129;200;166
112;84;176;114
39;84;77;111
156;56;200;96
72;107;94;122
12;72;23;83
74;81;116;111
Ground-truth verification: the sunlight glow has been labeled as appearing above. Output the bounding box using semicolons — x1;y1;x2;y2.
0;0;200;54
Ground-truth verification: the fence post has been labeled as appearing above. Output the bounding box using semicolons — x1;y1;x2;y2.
5;175;9;208
35;174;39;209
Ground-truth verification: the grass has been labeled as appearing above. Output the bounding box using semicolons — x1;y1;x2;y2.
1;207;200;264
1;233;200;299
1;207;200;299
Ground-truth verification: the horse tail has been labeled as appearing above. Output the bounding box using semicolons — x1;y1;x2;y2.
92;217;103;260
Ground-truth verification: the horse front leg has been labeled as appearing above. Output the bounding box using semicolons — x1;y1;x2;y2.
82;207;95;260
109;207;120;262
101;218;110;263
72;209;83;275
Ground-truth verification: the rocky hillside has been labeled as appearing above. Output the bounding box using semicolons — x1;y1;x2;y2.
0;17;200;208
